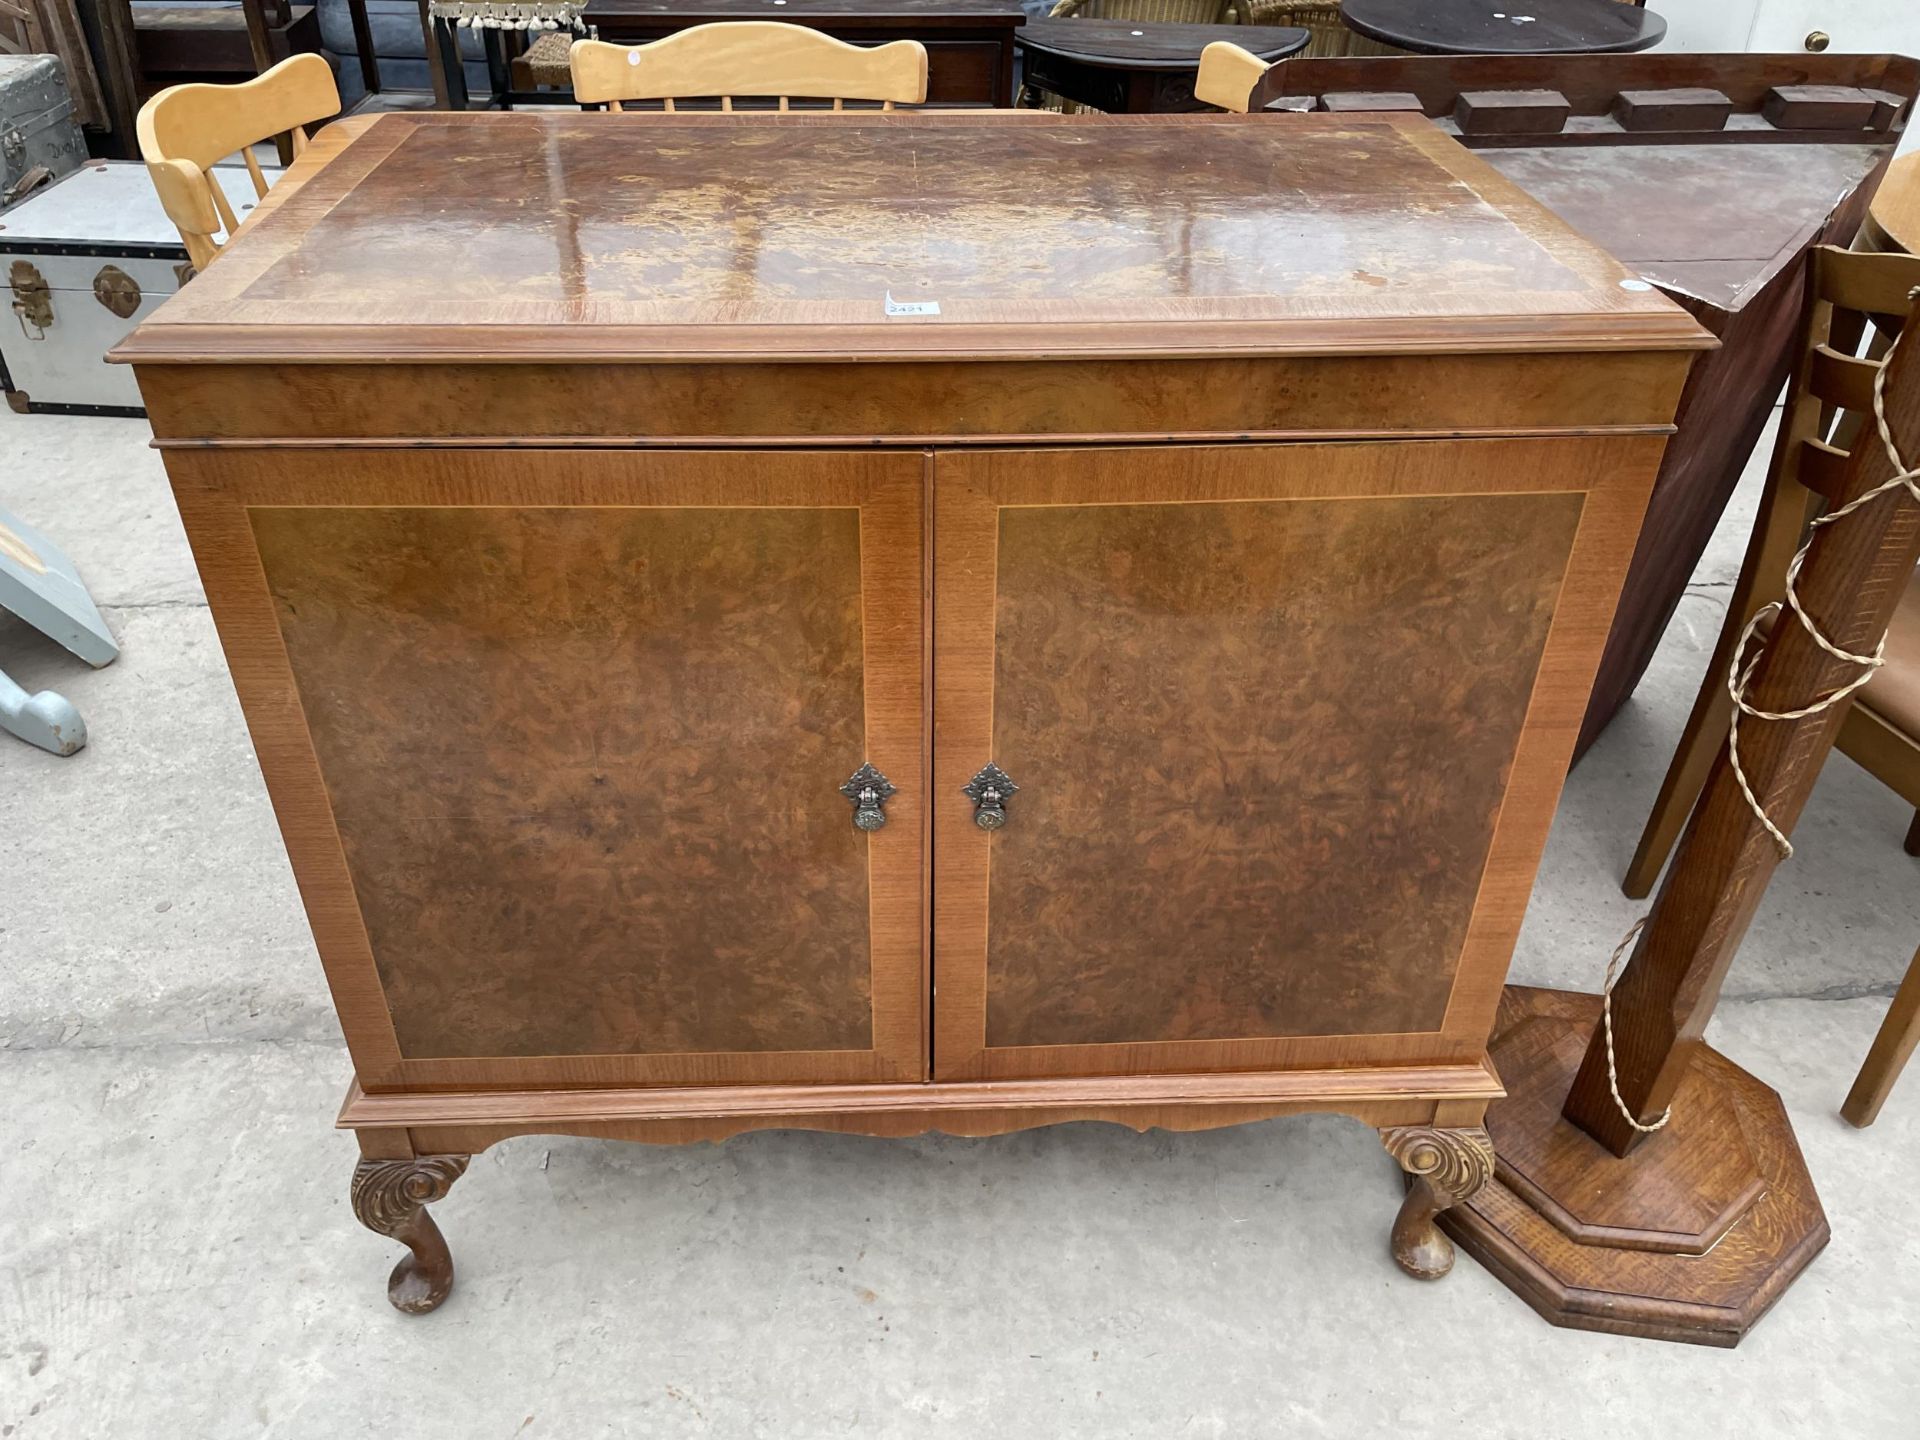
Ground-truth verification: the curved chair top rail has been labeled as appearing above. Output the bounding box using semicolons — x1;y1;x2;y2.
569;23;929;110
1195;40;1268;112
135;53;340;270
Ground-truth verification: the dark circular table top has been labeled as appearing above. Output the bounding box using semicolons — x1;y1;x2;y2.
1340;0;1665;55
1015;17;1310;70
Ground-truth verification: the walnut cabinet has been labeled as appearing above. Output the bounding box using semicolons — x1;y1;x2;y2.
117;108;1710;1311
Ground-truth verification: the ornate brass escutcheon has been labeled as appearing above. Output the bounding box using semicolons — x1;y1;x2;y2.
840;762;896;832
962;762;1018;831
92;264;142;319
8;260;52;339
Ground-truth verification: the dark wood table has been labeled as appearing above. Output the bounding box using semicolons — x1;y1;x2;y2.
1018;19;1308;113
1341;0;1665;55
1239;49;1917;757
582;0;1027;105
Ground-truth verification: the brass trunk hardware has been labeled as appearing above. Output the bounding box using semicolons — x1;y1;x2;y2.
962;762;1018;831
1804;30;1831;52
1;163;55;208
8;259;51;339
92;264;142;319
840;762;895;832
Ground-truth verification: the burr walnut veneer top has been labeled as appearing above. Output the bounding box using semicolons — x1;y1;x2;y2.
115;109;1706;365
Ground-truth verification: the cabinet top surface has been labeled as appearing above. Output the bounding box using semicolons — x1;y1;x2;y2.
118;110;1708;364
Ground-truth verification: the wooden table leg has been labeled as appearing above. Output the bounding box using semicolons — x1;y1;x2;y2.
350;1137;471;1315
346;0;381;95
417;0;452;109
1380;1126;1493;1279
1439;290;1920;1346
481;23;509;109
1843;940;1920;1127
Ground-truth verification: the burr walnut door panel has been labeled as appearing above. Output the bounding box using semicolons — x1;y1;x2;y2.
932;436;1666;1082
170;448;928;1092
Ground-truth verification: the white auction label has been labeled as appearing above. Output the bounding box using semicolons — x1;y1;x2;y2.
884;291;941;317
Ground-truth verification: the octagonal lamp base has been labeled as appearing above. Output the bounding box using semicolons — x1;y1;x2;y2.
1441;986;1829;1348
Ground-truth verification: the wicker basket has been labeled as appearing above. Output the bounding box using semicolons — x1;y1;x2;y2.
1048;0;1236;22
1231;0;1404;56
519;30;576;88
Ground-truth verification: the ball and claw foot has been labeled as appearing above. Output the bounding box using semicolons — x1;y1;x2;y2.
350;1156;470;1314
1379;1126;1494;1281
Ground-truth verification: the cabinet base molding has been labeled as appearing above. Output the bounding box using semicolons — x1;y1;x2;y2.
338;1062;1503;1147
338;1067;1502;1312
1437;987;1829;1347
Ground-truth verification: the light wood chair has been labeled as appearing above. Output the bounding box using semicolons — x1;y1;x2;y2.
134;51;339;271
1624;245;1920;899
1195;39;1268;111
1617;246;1920;1125
568;22;927;111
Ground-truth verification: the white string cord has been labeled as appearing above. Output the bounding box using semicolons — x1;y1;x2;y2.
1600;917;1668;1132
1601;285;1920;1133
1725;318;1920;858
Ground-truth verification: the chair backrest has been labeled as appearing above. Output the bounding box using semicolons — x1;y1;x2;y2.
569;23;928;111
1195;40;1269;112
136;52;340;270
1778;247;1920;509
0;0;45;55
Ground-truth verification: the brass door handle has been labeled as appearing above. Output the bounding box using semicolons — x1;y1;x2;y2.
962;762;1018;831
841;762;895;832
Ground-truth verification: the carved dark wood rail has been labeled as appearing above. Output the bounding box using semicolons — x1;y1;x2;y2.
1244;50;1916;147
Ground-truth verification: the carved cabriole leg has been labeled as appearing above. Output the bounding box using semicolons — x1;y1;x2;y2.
350;1155;470;1314
1380;1126;1494;1281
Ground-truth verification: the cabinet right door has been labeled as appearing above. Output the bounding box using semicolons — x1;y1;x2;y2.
931;436;1665;1082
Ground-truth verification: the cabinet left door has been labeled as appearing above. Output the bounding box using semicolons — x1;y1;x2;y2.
167;447;929;1091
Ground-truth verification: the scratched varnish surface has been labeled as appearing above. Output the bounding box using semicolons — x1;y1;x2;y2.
984;492;1583;1048
250;504;875;1059
127;111;1692;355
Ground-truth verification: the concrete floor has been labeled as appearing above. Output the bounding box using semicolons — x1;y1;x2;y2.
2;403;1918;1438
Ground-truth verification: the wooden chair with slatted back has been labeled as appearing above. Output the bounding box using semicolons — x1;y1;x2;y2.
1625;245;1920;900
135;52;340;271
1615;246;1920;1125
568;23;927;112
